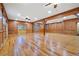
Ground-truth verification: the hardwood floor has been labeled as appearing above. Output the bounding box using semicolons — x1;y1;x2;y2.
0;33;79;56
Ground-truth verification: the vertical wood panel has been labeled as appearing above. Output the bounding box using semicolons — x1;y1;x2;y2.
8;20;33;34
64;18;79;35
47;18;79;35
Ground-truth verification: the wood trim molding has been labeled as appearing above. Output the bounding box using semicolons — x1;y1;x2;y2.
46;18;79;24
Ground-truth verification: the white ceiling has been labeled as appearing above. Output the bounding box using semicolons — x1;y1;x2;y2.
3;3;79;22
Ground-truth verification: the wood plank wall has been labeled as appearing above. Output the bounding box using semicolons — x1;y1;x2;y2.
47;22;64;33
33;21;45;34
0;4;3;45
46;18;79;35
8;20;33;34
33;7;79;35
0;3;8;47
64;18;79;35
8;20;17;34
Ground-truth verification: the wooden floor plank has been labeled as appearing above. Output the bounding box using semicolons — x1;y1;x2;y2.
0;33;79;56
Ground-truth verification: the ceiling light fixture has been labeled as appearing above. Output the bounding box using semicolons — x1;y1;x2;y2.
75;13;79;18
48;10;52;14
77;13;79;16
77;22;79;25
63;17;66;19
17;13;21;17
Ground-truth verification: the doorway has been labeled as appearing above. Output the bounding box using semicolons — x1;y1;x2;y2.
17;24;26;35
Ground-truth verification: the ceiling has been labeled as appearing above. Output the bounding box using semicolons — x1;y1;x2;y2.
3;3;79;22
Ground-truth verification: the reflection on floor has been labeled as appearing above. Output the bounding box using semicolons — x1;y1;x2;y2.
0;33;79;56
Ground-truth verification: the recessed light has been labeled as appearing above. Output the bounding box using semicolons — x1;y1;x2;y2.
17;13;21;17
63;17;66;19
77;13;79;16
48;10;52;14
78;22;79;25
75;13;79;18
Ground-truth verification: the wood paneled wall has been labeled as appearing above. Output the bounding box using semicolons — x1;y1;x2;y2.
17;21;33;33
8;20;17;34
46;18;79;35
0;33;2;45
0;3;8;47
33;7;79;35
26;22;33;33
47;22;64;33
0;4;3;46
8;20;33;34
64;18;79;35
33;21;45;34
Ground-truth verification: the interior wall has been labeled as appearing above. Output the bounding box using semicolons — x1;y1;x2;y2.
33;21;45;34
0;3;8;47
8;20;33;34
46;18;79;35
0;4;2;45
64;18;79;35
8;20;17;34
47;22;64;33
